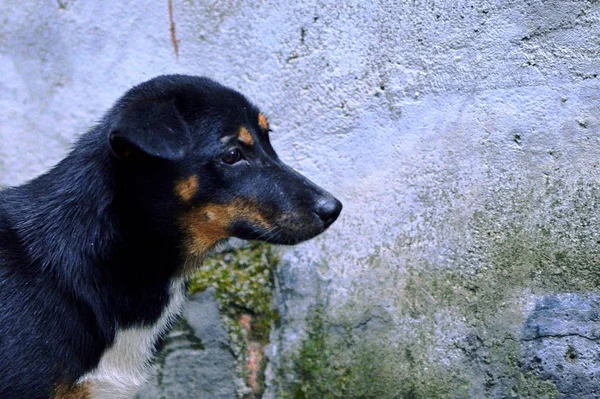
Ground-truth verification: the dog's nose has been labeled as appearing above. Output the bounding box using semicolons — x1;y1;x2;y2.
314;197;343;227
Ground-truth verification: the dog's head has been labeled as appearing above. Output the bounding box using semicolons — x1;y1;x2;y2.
106;75;341;258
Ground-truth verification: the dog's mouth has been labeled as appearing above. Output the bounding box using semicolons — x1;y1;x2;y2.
231;221;326;245
230;202;342;245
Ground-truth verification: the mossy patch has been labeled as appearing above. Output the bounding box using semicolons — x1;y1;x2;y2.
380;229;566;398
189;242;280;332
279;306;470;399
189;242;280;398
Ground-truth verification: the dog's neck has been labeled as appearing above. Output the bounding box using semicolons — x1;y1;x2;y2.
3;131;186;326
7;136;115;270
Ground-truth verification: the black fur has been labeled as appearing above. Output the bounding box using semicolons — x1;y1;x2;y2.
0;75;341;398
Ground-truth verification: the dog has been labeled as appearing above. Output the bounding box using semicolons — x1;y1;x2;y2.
0;75;342;399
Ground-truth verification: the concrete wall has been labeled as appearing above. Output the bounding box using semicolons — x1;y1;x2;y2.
2;1;600;397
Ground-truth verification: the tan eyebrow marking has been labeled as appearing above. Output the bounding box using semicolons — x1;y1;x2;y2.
238;126;254;145
175;175;199;202
258;113;269;131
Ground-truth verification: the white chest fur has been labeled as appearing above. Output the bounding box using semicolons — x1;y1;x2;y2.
78;278;187;399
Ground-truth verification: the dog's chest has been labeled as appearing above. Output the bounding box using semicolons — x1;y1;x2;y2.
78;279;187;399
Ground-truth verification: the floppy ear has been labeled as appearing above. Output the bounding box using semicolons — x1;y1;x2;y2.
108;98;191;161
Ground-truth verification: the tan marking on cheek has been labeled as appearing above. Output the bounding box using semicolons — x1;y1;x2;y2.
258;113;269;131
183;206;229;257
238;126;254;146
181;199;271;258
53;382;92;399
175;175;199;202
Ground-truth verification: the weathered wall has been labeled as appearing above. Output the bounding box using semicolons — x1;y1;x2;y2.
2;1;600;398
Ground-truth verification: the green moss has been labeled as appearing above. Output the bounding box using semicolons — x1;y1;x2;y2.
189;242;279;343
388;231;566;398
189;242;280;397
280;306;470;399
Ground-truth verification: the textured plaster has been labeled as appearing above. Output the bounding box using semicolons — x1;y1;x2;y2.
1;1;600;398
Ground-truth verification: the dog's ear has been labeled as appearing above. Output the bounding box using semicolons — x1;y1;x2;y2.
108;98;190;161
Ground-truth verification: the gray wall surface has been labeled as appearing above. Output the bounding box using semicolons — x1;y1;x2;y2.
2;1;600;398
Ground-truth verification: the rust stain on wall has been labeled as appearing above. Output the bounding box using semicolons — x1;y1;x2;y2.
168;0;180;59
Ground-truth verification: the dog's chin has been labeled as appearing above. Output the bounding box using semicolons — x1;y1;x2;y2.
230;221;329;246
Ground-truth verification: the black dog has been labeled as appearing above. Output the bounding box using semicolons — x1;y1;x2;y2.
0;75;341;399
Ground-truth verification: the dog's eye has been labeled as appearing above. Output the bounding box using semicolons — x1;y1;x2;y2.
221;148;242;164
